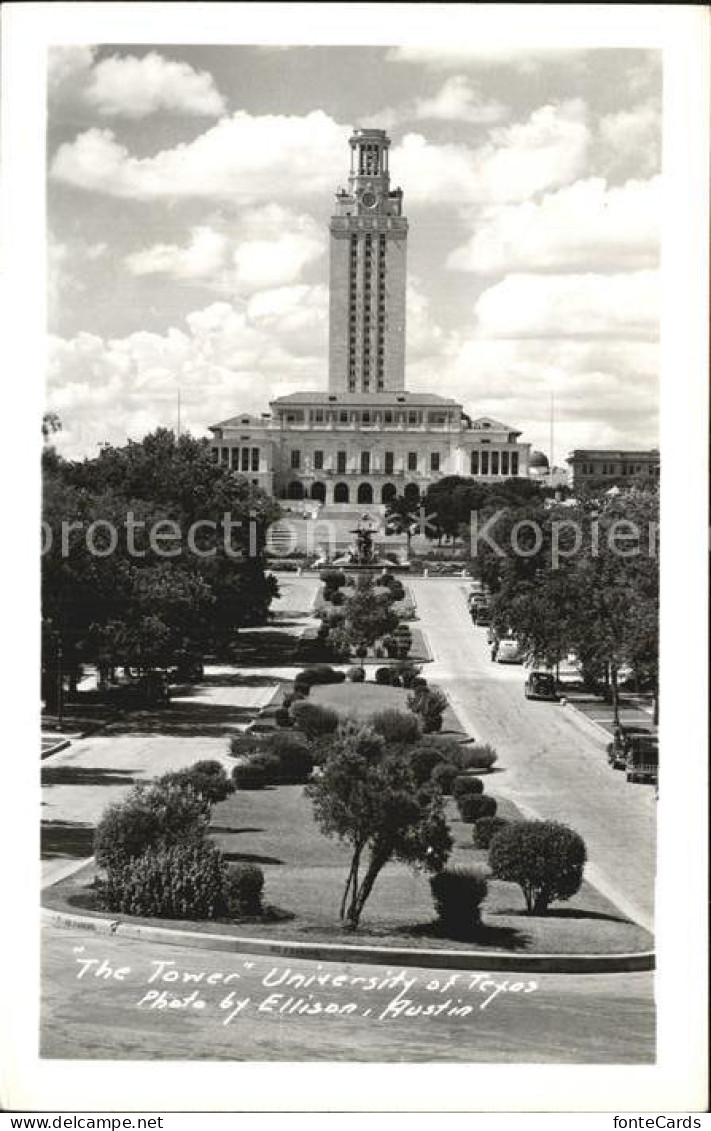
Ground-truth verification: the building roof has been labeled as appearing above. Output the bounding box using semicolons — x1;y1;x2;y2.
208;413;270;431
269;390;461;408
566;449;660;462
530;450;550;468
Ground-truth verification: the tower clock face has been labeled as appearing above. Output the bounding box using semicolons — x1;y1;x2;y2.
361;191;377;208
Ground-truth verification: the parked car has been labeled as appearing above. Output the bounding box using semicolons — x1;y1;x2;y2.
625;734;659;784
606;725;652;770
524;671;558;701
472;607;491;626
496;638;525;664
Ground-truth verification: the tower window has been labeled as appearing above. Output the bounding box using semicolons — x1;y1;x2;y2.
337;451;347;473
511;452;519;476
251;448;260;472
385;451;394;474
430;452;440;472
314;450;324;470
407;452;418;472
471;451;480;475
291;450;301;470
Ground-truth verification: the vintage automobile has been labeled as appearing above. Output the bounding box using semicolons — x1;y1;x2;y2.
625;734;659;785
495;638;525;664
606;725;653;770
524;671;558;700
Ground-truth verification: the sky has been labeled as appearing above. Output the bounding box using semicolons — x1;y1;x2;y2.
47;44;662;462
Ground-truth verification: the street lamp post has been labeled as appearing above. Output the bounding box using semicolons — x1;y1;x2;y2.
56;639;64;732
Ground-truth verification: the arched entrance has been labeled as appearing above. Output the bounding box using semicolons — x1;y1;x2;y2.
381;482;397;504
333;482;350;504
310;481;326;503
287;481;304;500
357;482;373;504
404;482;420;507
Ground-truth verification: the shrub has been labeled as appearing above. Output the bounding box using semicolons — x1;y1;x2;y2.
348;665;366;683
248;753;281;784
232;762;268;790
94;782;208;872
274;707;292;728
452;774;484;799
266;733;314;783
228;734;262;760
390;674;402;687
382;635;399;658
430;761;459;795
408;687;448;733
292;679;311;699
374;666;392;685
98;841;234;920
393;660;421;689
370;708;421;745
430;867;488;938
456;793;497;823
355;645;368;660
176;761;233;804
328;589;345;606
409;743;448;787
489;820;587;915
319;569;346;590
227;862;265;916
282;693;295;709
291;699;340;740
412;676;428;690
458;743;499;771
294;666;345;688
472;816;510;849
396;640;412;659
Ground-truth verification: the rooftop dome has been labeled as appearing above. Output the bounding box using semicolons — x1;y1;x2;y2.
530;450;550;469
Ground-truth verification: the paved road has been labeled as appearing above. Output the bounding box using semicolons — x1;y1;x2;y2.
41;923;654;1064
409;579;656;931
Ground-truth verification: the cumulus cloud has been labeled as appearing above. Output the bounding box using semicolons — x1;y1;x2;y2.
50;111;346;201
408;335;659;454
394;101;589;205
473;271;660;339
47;289;328;457
386;47;587;74
51;102;589;206
596;101;661;179
125;206;325;292
48;46;226;118
414;76;508;124
448;176;660;274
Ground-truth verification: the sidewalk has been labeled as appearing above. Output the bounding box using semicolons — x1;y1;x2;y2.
562;690;656;739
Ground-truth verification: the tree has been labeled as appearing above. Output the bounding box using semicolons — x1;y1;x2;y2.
488;820;586;915
305;720;452;929
384;495;419;552
340;575;398;653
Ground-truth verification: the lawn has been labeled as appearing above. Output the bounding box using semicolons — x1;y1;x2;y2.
46;783;654;956
310;680;465;738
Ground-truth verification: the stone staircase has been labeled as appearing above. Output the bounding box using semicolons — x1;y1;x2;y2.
266;503;406;559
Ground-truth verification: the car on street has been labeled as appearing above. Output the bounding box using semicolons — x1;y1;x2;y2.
606;725;653;770
472;606;491;626
495;638;525;663
625;734;659;785
524;671;558;700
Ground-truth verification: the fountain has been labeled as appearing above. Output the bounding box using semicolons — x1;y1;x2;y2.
329;513;408;572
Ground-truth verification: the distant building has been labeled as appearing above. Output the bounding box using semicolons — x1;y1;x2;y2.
208;127;531;505
566;449;660;492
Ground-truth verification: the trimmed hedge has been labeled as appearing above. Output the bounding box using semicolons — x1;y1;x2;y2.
232;762;268;790
472;816;510;849
456;793;498;824
227;862;265;916
430;761;459;795
458;744;499;771
452;774;485;799
430;867;488;938
374;666;392;685
94;782;208;872
291;699;340;740
267;733;314;783
489;820;587;915
348;665;366;682
98;841;234;920
294;665;345;687
370;708;421;745
157;761;233;805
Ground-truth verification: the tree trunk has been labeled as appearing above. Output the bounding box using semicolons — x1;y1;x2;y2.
340;846;362;922
610;664;620;728
346;846;390;929
653;677;659;727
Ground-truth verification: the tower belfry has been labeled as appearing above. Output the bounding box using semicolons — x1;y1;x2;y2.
328;128;408;394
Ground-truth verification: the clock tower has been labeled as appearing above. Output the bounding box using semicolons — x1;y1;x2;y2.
328;128;408;395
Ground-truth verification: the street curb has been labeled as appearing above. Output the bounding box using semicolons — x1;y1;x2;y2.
42;906;655;975
561;701;612;743
41;739;72;760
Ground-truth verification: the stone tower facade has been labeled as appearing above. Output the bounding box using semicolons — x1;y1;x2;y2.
328;128;407;395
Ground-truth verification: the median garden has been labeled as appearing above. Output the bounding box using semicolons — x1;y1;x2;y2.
45;659;653;957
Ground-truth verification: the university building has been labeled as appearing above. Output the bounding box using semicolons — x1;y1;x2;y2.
209;127;531;506
566;449;660;492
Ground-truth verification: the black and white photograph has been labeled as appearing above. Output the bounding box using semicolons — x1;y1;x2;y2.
1;1;708;1118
